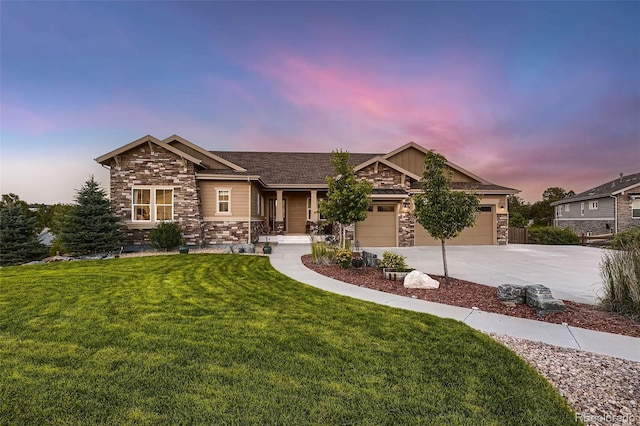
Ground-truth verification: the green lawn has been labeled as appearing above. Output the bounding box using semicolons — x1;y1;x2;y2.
0;254;575;425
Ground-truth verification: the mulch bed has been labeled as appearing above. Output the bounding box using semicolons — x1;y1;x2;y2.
301;255;640;338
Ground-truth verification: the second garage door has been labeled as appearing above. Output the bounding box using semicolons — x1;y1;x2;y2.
415;206;495;245
356;204;397;247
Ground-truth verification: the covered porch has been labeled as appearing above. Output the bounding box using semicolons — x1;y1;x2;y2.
261;189;332;237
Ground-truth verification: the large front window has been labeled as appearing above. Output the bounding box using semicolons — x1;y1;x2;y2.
132;187;173;222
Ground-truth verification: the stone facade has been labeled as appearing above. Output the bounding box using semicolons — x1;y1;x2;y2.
357;163;415;247
357;163;410;189
109;144;202;245
557;219;615;236
202;221;248;245
497;213;508;245
617;194;640;232
398;198;414;247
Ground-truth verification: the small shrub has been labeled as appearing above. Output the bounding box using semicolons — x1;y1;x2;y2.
377;251;408;270
336;249;352;269
599;243;640;320
611;228;640;250
149;222;183;251
529;227;580;245
310;240;338;265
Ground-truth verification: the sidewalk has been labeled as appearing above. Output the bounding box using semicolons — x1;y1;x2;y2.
268;244;640;363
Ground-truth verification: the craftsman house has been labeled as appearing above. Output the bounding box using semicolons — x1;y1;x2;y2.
95;135;519;247
551;172;640;236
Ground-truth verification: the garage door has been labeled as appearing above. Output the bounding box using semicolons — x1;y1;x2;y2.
356;204;397;247
415;206;495;245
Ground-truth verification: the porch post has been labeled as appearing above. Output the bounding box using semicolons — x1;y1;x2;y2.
275;190;285;234
310;190;318;222
276;190;283;222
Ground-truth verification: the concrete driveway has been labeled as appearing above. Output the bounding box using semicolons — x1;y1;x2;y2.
364;245;606;304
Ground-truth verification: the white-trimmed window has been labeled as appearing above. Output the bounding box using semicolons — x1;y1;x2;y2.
217;189;231;214
155;189;173;221
581;202;585;216
589;201;599;210
565;204;570;212
132;187;173;222
632;199;640;219
133;189;151;221
556;206;562;217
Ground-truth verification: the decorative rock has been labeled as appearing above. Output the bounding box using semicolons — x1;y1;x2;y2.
240;243;255;253
497;284;527;304
403;270;440;289
362;251;378;268
525;284;567;317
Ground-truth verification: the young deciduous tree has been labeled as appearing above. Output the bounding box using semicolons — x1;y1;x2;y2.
413;150;480;284
58;176;124;255
319;150;373;248
0;200;48;266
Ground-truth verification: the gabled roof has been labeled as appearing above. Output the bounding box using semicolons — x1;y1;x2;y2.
383;141;491;184
95;135;205;167
163;135;246;172
552;172;640;205
353;155;422;181
96;134;517;194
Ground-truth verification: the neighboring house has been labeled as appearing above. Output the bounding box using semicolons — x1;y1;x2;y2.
551;172;640;236
95;135;519;247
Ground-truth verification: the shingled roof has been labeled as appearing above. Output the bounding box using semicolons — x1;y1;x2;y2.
552;172;640;205
207;151;378;185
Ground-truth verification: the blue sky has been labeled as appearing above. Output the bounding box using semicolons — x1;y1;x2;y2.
1;1;639;204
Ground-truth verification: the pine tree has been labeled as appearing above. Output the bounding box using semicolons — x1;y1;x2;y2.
413;150;480;284
0;201;48;266
319;150;373;248
59;176;124;255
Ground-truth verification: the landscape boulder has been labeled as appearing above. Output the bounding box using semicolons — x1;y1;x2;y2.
525;284;567;317
362;251;378;268
403;271;440;289
497;284;526;304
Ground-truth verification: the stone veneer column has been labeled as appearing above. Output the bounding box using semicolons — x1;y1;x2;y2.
399;198;414;247
497;213;508;245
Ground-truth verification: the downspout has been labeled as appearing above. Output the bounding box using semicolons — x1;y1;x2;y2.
248;177;252;244
609;194;618;234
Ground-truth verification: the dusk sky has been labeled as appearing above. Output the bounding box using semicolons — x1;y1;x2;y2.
2;1;639;204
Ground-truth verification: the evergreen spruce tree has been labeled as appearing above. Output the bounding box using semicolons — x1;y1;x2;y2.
413;150;480;284
59;176;124;255
319;150;373;248
0;201;48;266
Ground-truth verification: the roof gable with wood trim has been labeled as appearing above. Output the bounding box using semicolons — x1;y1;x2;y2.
381;141;489;184
95;135;205;168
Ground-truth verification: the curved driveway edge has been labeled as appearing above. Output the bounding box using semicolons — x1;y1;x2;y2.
268;244;640;363
363;245;605;304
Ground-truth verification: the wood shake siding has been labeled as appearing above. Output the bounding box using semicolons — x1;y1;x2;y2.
199;181;251;219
